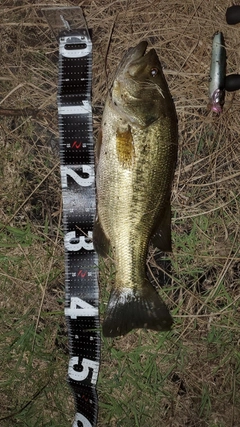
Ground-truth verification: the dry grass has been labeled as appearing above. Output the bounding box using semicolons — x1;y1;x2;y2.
0;1;239;426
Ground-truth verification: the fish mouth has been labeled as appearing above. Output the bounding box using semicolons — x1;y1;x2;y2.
110;41;148;108
111;41;148;84
119;41;148;71
125;40;148;62
110;41;158;124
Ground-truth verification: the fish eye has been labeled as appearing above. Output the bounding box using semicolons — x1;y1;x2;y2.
150;67;158;77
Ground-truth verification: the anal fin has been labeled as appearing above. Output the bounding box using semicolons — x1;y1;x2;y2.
93;216;110;258
151;201;172;252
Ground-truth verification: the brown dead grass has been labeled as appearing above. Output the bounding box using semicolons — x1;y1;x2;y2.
0;1;239;427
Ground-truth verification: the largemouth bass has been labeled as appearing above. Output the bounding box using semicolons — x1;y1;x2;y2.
94;41;178;337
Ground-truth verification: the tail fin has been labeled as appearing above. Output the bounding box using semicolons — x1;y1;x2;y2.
102;280;173;337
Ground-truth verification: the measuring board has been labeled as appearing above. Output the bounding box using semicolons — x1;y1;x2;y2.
42;8;100;427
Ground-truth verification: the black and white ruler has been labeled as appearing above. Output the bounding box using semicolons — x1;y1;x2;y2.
42;8;100;427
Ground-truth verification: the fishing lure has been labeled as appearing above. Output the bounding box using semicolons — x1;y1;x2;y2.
209;31;226;113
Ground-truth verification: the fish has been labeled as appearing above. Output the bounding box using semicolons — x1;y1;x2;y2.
93;41;178;337
208;31;226;114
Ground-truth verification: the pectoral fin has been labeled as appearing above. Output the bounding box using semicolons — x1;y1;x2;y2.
93;216;110;258
95;127;102;166
151;201;172;252
116;125;134;168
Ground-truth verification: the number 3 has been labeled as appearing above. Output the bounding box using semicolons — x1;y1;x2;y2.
65;231;93;251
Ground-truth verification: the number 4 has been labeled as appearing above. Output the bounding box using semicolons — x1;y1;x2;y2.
65;297;98;318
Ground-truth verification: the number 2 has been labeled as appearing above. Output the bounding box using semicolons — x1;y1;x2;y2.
61;165;94;188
